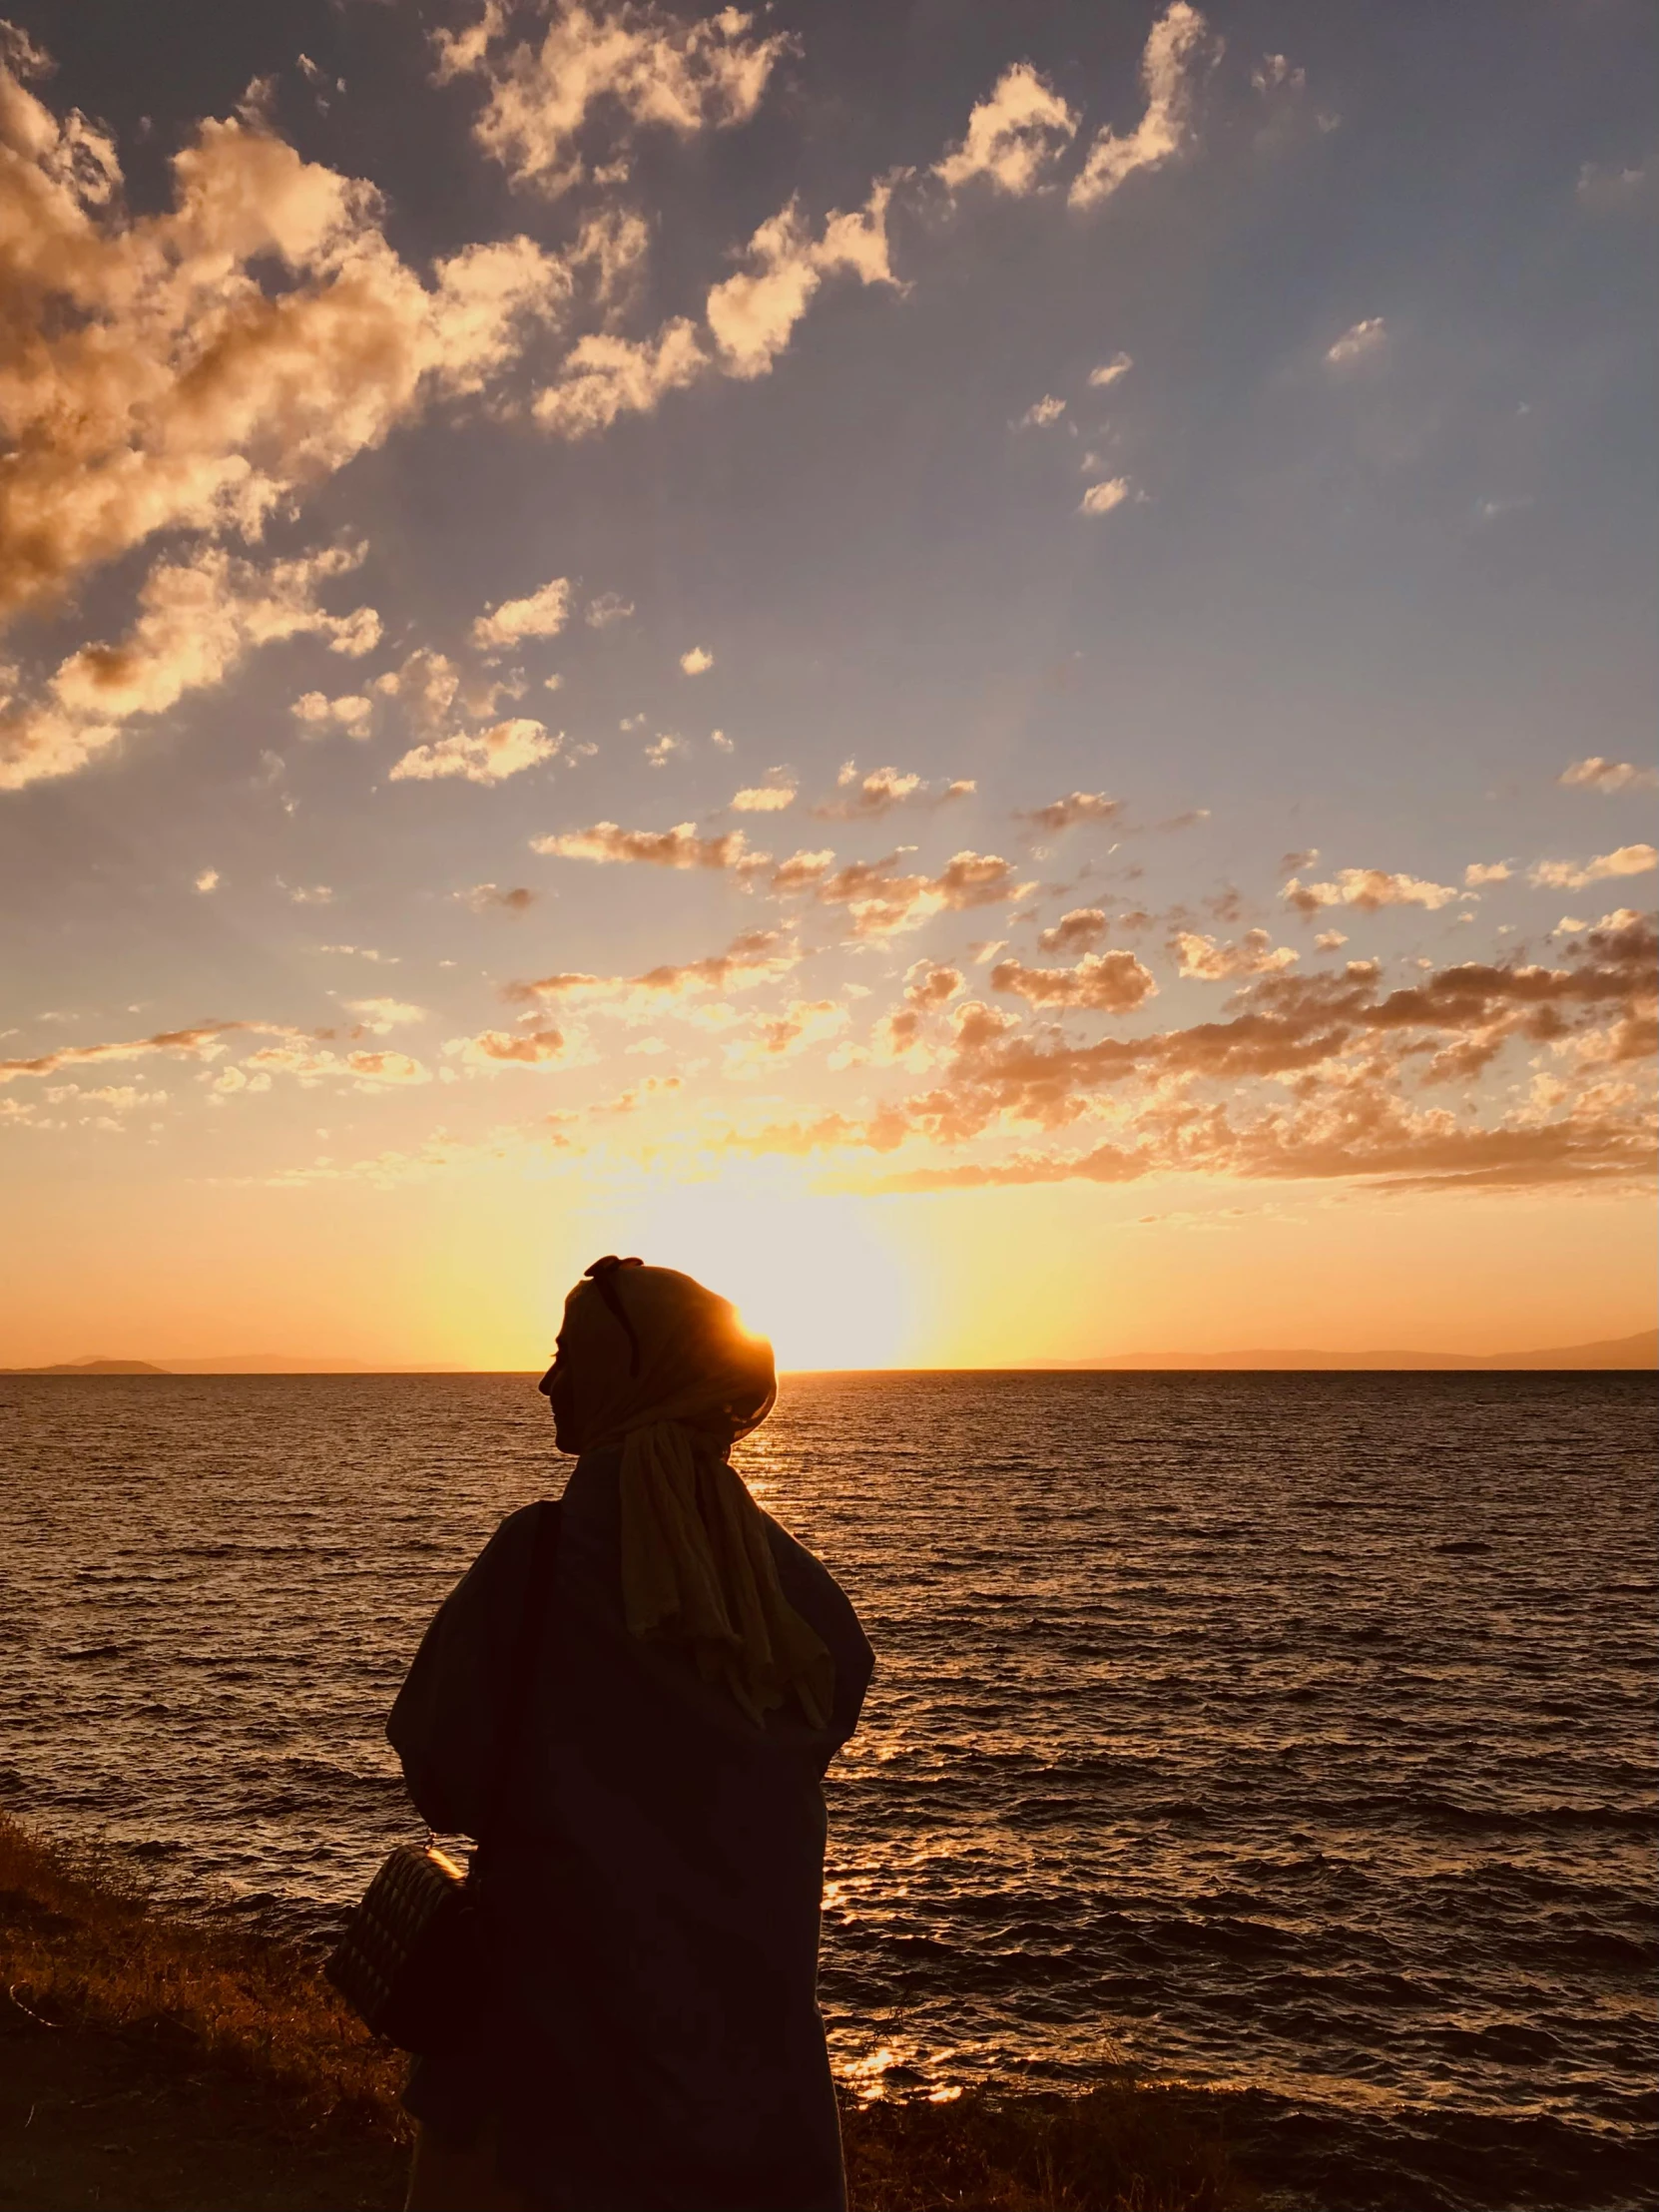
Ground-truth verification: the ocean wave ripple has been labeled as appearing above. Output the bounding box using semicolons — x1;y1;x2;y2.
2;1370;1654;2211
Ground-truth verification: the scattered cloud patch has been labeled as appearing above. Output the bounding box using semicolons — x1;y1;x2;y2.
1529;845;1657;891
433;0;791;197
389;719;561;785
1087;352;1133;389
1173;928;1298;980
1326;315;1386;366
1284;867;1460;914
1560;757;1657;794
1068;2;1217;210
471;576;571;651
194;868;220;894
679;645;714;674
1020;792;1122;832
1018;395;1066;428
1079;477;1131;516
936;62;1077;197
531;819;761;869
585;592;636;628
1038;907;1107;952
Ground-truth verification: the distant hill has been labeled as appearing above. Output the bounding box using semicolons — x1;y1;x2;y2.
0;1358;171;1376
1085;1329;1658;1372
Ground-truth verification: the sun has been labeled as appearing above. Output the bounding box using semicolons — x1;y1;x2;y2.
605;1167;920;1371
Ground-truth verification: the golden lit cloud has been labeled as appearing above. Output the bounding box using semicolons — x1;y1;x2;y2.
1529;845;1657;891
434;0;791;197
389;719;562;784
470;575;572;651
1068;2;1216;210
935;63;1077;197
1559;756;1657;793
1284;866;1461;914
1;546;378;789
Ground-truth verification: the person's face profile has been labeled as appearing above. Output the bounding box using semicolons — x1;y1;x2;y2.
537;1341;580;1451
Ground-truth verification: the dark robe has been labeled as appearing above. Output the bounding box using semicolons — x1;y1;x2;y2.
386;1444;873;2212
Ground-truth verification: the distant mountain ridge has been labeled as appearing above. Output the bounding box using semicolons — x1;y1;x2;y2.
4;1331;1654;1374
1082;1329;1657;1372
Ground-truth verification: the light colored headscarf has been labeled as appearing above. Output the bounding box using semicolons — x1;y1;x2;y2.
552;1259;833;1729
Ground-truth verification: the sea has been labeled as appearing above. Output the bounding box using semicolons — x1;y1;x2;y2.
2;1371;1654;2211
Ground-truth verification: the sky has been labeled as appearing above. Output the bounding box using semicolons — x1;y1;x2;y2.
1;0;1654;1371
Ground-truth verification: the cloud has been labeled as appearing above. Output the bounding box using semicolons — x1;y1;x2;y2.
770;847;835;892
679;644;714;674
533;320;707;435
344;997;427;1033
471;575;571;651
644;733;684;767
444;1026;567;1067
816;849;1031;937
989;950;1158;1012
1079;477;1131;515
1529;845;1657;891
1020;791;1122;832
1325;315;1386;366
1284;867;1460;914
1463;861;1511;887
457;882;537;913
292;690;374;738
856;912;1658;1188
1559;757;1658;794
1576;160;1649;213
1017;395;1066;428
1037;907;1107;952
815;761;973;820
1172;928;1298;980
2;544;377;790
728;998;848;1066
0;38;573;622
1088;351;1133;388
530;819;761;869
704;183;898;379
936;62;1077;197
434;0;790;197
1068;2;1217;210
195;868;220;894
730;781;796;812
504;927;793;1008
286;883;334;904
584;591;636;627
389;718;561;785
1314;928;1348;951
1;1019;251;1085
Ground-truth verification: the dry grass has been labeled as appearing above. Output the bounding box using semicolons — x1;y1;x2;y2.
1;1813;1255;2210
0;1812;403;2133
842;2080;1256;2212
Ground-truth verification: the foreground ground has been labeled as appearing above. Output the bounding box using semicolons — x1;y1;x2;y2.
0;1815;1257;2212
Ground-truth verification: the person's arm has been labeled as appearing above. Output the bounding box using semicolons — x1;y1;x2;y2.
386;1502;542;1835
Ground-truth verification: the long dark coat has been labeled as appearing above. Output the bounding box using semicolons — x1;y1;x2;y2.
387;1444;873;2212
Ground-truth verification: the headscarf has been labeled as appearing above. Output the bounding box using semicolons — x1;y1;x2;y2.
551;1258;834;1729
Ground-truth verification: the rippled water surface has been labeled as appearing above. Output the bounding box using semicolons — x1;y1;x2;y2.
3;1371;1654;2209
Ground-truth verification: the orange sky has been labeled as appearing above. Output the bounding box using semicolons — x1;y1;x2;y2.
1;3;1654;1369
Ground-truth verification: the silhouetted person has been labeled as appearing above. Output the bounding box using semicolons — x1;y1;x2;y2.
387;1258;873;2212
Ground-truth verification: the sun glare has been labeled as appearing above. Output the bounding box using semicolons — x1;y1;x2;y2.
605;1170;919;1371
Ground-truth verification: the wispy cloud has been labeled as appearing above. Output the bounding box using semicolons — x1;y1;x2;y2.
1068;2;1217;210
1529;845;1657;891
936;63;1077;197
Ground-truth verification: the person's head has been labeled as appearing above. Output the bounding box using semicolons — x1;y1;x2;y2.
538;1256;776;1456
